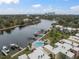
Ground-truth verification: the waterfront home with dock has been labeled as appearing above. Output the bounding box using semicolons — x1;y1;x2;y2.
18;32;79;59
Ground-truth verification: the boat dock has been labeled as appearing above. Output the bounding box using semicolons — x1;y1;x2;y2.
1;50;8;56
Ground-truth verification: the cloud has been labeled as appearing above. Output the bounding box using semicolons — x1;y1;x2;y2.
0;8;26;14
0;6;62;14
32;4;41;8
42;5;79;15
0;0;19;4
70;5;79;11
68;5;79;14
0;5;79;15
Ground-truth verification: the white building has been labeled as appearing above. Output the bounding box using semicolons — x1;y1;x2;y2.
43;45;61;59
28;47;50;59
23;18;29;22
18;54;28;59
55;25;63;28
18;47;50;59
68;36;79;43
55;25;78;32
75;33;79;37
43;42;75;59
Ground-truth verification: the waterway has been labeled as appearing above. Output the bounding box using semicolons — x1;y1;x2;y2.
0;19;52;48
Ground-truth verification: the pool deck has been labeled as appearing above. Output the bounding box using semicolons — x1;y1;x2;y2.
32;41;44;49
32;26;52;49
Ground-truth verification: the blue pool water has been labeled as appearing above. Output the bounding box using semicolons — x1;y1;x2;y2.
34;41;44;48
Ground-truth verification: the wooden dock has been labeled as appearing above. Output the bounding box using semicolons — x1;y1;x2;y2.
1;50;8;56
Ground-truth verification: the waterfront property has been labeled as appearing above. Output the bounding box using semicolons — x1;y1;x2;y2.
18;33;79;59
0;20;52;49
1;21;78;59
0;20;53;59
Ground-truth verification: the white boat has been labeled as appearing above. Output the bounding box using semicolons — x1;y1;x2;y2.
1;50;8;56
1;46;10;56
10;44;23;50
10;44;19;47
10;44;19;50
2;46;10;53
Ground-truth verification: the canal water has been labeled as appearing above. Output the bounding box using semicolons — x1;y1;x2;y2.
0;19;52;48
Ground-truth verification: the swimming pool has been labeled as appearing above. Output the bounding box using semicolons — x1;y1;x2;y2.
33;41;44;48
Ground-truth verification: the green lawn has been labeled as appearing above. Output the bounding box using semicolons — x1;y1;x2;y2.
44;28;70;46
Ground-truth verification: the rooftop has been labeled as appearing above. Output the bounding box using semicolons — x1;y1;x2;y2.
18;54;28;59
75;33;79;37
44;45;53;52
68;36;79;43
52;39;79;58
28;47;50;59
61;39;79;47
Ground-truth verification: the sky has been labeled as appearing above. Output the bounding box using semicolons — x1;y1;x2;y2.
0;0;79;14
